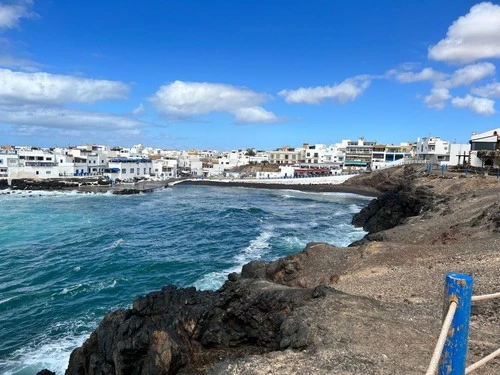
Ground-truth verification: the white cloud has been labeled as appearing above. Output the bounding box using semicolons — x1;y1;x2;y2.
132;103;145;115
279;76;371;104
472;82;500;98
437;62;496;88
451;95;495;115
0;105;148;131
428;2;500;64
395;67;445;83
0;54;40;71
0;0;35;30
424;88;451;109
233;107;278;123
149;80;279;123
0;68;130;105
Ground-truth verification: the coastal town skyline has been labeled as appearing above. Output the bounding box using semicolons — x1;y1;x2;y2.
1;1;500;149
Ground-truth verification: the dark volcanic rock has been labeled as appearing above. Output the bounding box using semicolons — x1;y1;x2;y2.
66;280;322;375
0;179;9;189
36;370;56;375
351;184;434;233
112;187;154;195
10;178;80;190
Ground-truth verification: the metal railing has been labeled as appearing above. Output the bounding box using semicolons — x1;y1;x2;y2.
426;273;500;374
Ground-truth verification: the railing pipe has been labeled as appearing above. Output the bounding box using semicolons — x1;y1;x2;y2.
438;273;474;375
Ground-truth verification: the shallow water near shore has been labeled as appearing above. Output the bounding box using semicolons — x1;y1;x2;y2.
0;185;371;374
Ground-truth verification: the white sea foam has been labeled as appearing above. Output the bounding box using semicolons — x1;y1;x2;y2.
105;238;124;250
281;236;307;249
92;279;117;293
53;279;117;297
193;230;273;291
0;296;15;305
233;230;272;264
348;203;364;213
59;283;83;295
0;321;93;375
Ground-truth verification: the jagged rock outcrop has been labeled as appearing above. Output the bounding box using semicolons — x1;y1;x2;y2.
66;279;325;375
351;184;434;233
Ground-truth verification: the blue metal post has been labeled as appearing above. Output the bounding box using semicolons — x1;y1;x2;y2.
438;273;473;375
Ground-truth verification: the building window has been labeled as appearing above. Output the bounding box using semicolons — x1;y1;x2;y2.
36;171;39;175
46;171;51;174
130;168;134;173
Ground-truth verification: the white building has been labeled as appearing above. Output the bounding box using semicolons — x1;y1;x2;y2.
0;149;18;178
416;137;450;164
256;166;295;179
469;128;500;168
449;143;471;167
106;157;154;181
152;158;178;179
371;142;415;170
269;146;305;165
9;148;58;179
345;138;376;168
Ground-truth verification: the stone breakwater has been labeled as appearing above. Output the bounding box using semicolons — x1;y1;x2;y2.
177;174;355;186
39;166;500;374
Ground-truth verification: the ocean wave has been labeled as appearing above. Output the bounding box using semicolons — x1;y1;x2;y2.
52;279;118;298
193;230;273;291
0;296;15;305
104;238;124;250
0;319;94;375
218;206;269;218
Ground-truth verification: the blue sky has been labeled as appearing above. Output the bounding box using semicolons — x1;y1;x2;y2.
1;0;500;150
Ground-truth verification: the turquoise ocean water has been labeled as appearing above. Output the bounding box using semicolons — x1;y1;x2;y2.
0;185;371;374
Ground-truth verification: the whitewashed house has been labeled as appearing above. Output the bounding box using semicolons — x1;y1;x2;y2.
469;128;500;168
0;149;18;178
415;137;450;164
152;158;178;179
9;148;58;179
106;157;153;181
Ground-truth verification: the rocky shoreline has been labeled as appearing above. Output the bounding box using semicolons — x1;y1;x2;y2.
0;178;172;195
37;166;500;374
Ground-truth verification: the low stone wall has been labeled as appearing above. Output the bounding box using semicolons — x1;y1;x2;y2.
182;174;356;186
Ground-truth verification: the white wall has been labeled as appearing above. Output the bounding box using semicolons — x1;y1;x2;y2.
449;144;471;166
